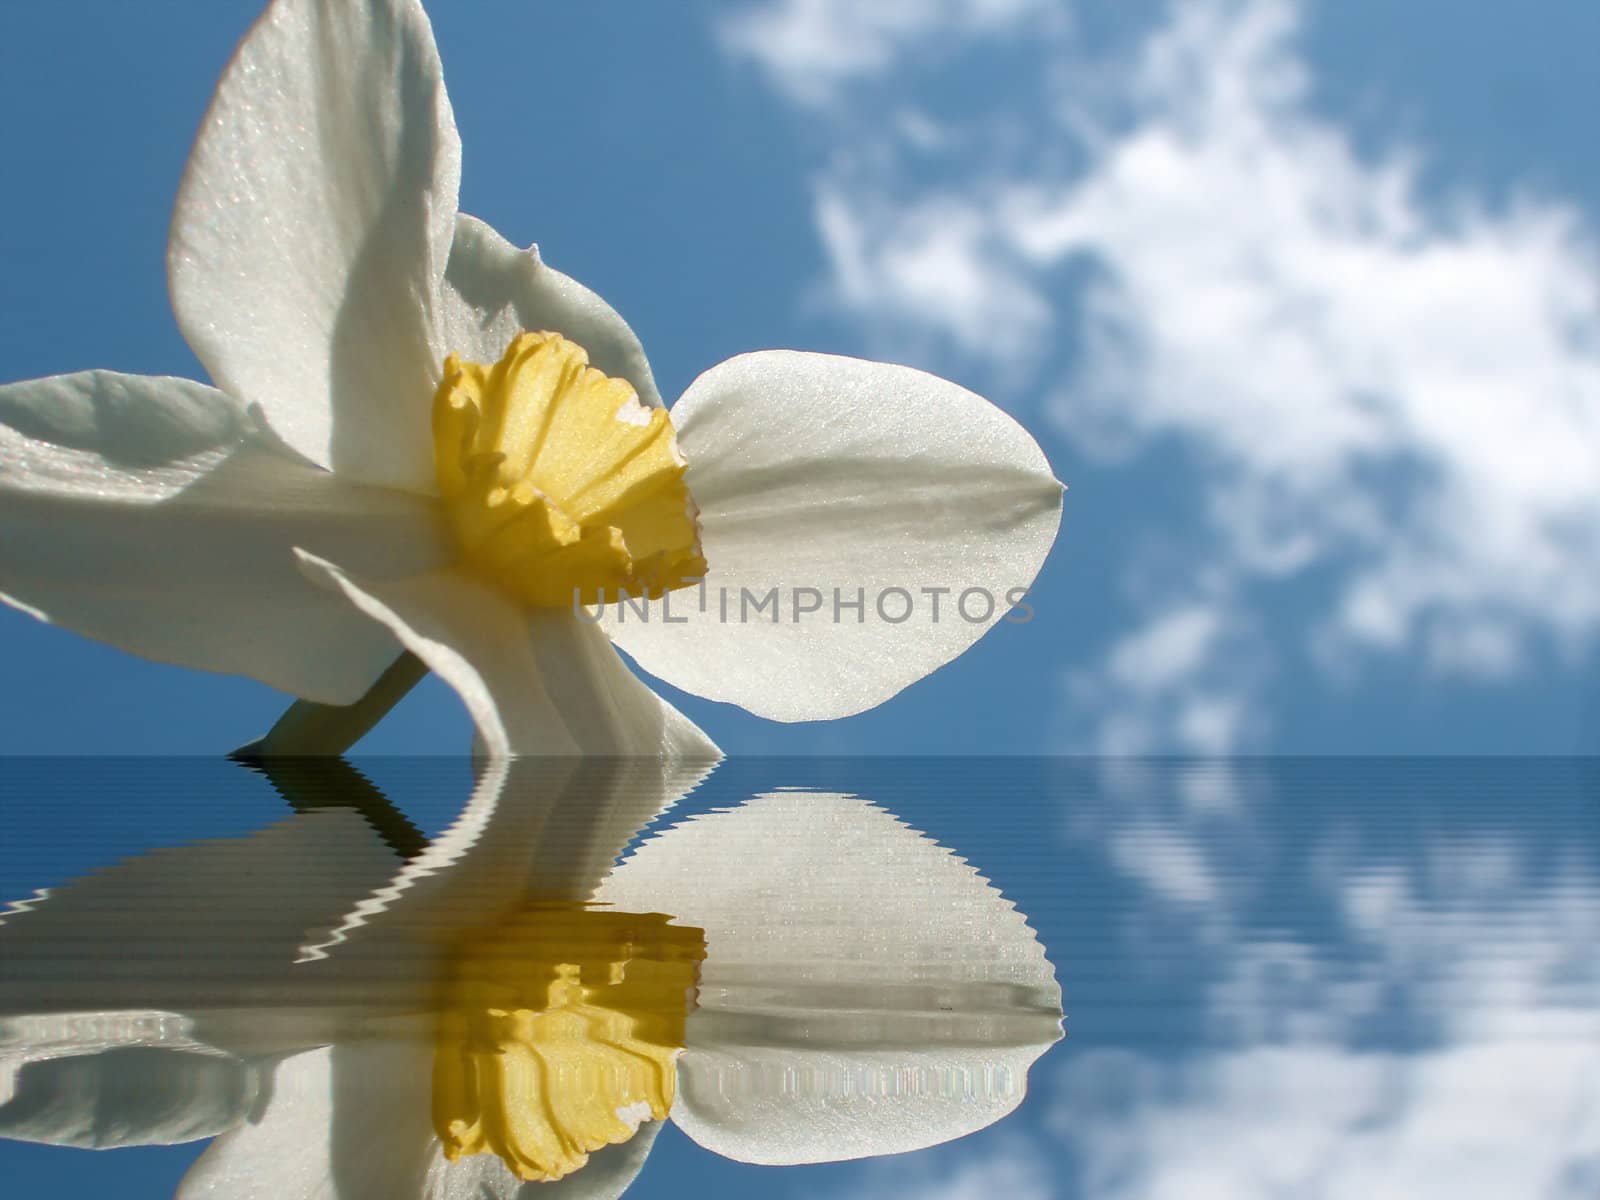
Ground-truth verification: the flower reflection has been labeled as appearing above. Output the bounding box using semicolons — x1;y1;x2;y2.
0;760;1062;1197
430;905;704;1180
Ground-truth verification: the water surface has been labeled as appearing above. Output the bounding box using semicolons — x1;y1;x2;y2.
0;757;1594;1198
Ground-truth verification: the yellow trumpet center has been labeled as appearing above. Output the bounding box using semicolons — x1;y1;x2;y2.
433;332;707;607
431;904;706;1182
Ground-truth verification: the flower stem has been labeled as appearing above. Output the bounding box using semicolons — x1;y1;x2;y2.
231;652;428;758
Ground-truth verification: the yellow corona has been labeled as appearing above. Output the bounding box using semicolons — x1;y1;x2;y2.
432;904;706;1181
433;332;707;608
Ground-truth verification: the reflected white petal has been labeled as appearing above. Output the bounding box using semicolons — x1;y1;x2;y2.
423;1121;661;1200
0;810;402;1018
605;351;1063;720
179;1031;662;1199
306;757;716;970
0;1034;259;1149
178;1041;435;1200
598;791;1063;1164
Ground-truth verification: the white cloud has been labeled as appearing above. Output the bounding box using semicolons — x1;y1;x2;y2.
814;182;1052;366
1109;820;1221;907
1055;786;1600;1200
1107;605;1222;693
1056;1039;1600;1200
718;0;1058;108
1026;0;1600;692
723;0;1600;750
1326;843;1600;1042
1066;594;1270;754
821;1136;1055;1200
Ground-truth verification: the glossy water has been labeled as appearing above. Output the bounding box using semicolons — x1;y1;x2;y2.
0;758;1595;1198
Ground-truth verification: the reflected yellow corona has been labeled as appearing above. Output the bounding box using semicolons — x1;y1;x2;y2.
432;331;708;608
431;905;706;1181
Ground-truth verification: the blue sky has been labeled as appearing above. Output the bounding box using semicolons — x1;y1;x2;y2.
0;0;1596;755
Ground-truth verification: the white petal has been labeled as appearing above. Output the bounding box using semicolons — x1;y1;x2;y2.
604;352;1064;720
168;0;462;491
440;214;663;407
0;1040;259;1149
178;1041;436;1200
296;555;720;757
597;792;1062;1165
0;371;454;704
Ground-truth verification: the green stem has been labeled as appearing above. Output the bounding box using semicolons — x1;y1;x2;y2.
231;652;429;758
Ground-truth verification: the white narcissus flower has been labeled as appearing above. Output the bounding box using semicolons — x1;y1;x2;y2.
0;761;1063;1199
0;0;1064;756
